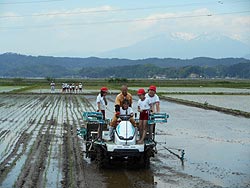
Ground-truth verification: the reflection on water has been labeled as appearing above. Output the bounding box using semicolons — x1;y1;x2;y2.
167;95;250;112
85;95;250;188
101;166;155;188
0;86;26;93
130;87;250;94
157;100;250;188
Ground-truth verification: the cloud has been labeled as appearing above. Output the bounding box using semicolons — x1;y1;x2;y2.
171;32;197;40
1;5;249;56
130;8;250;44
0;12;24;24
132;8;210;27
32;5;115;22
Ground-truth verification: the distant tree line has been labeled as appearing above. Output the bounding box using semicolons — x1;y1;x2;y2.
78;63;250;79
0;53;250;78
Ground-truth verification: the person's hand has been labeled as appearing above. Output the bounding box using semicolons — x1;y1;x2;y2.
130;113;134;117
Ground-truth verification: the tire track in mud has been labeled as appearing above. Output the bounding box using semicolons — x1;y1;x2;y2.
0;95;42;130
0;96;40;160
62;95;87;187
61;95;105;188
14;95;60;188
0;95;54;186
73;95;89;128
150;156;222;188
0;95;52;162
0;95;39;121
0;132;30;183
81;95;96;112
1;94;249;188
1;94;140;188
0;95;34;126
42;95;64;188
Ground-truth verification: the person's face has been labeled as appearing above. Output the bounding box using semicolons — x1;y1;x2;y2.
148;89;156;96
138;94;144;100
123;103;128;109
102;91;107;96
121;87;128;96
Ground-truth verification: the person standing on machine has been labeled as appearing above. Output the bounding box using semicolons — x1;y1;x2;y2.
137;88;152;144
146;85;160;139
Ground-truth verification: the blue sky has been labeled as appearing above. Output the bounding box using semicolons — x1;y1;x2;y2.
0;0;249;57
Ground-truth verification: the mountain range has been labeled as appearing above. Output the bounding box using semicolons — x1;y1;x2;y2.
98;34;250;59
0;53;250;78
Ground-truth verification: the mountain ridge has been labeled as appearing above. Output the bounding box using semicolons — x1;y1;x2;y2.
98;34;250;59
0;52;249;78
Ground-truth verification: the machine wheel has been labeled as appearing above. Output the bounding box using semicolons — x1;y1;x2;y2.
95;146;108;168
138;153;150;168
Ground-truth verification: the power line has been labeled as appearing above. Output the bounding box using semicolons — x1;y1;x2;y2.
0;10;249;30
0;0;64;5
0;0;248;19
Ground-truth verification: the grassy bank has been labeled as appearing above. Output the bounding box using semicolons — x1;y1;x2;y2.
1;78;250;89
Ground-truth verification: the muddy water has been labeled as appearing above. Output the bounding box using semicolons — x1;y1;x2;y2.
157;101;250;188
129;87;250;94
166;95;250;112
0;94;249;188
86;95;250;188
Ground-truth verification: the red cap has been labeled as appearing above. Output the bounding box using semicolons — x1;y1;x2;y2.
149;85;156;92
101;87;108;92
137;88;146;95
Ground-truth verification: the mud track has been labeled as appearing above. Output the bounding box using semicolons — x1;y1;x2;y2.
0;94;249;188
0;94;105;188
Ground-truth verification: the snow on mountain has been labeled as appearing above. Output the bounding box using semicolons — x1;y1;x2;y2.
98;33;250;59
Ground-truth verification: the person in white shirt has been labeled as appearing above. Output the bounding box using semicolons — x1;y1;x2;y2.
75;84;79;94
145;85;160;140
50;81;55;93
96;87;108;120
96;87;108;139
137;88;152;144
79;83;83;92
110;99;136;127
145;85;160;113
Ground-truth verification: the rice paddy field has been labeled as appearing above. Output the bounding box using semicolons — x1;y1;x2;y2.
0;79;249;188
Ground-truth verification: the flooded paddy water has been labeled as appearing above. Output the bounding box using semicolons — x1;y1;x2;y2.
0;90;249;188
0;86;26;93
165;95;250;112
130;87;250;94
156;101;250;188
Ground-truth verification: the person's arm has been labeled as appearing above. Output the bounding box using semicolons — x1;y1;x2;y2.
149;104;153;114
154;95;160;113
129;107;134;117
115;94;120;106
155;102;160;112
96;95;101;111
148;98;153;113
115;95;120;112
103;95;107;105
137;100;141;112
97;102;101;111
129;94;133;107
137;106;141;112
